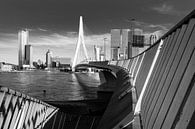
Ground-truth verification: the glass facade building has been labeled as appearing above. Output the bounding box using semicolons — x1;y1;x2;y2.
18;30;29;69
46;50;53;68
25;44;33;67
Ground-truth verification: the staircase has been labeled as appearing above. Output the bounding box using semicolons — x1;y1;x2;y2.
43;110;101;129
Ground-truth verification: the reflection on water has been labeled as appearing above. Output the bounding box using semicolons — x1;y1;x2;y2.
0;71;100;101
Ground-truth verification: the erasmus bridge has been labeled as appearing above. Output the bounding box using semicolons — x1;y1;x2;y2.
0;10;195;129
72;16;89;69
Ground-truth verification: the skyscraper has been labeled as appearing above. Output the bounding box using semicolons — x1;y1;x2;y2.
94;45;101;61
46;49;52;68
25;44;33;67
121;29;129;59
128;29;145;58
111;29;121;47
18;29;29;69
128;30;140;58
111;29;121;60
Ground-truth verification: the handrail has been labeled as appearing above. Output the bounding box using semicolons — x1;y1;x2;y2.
0;86;58;129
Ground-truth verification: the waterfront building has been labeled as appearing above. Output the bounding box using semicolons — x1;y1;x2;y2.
52;57;71;65
37;59;43;66
34;59;46;69
25;44;33;67
105;38;111;61
111;47;120;60
33;62;38;68
149;34;158;45
121;29;129;59
0;62;14;72
94;45;101;61
111;29;131;60
111;29;121;48
111;29;121;60
94;45;105;61
46;50;53;68
111;28;159;59
51;56;71;68
128;29;145;58
18;29;29;69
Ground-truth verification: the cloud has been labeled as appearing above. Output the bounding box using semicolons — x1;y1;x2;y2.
143;30;167;40
147;23;173;31
66;31;78;36
152;3;183;16
38;28;48;32
30;32;110;47
131;20;173;32
0;32;17;39
30;33;77;47
0;32;18;48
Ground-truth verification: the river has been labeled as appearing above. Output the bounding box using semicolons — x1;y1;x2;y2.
0;71;101;101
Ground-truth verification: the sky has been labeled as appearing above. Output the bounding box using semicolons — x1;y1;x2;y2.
0;0;194;65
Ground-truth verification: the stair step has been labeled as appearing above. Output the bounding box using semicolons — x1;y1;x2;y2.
76;115;94;129
43;110;102;129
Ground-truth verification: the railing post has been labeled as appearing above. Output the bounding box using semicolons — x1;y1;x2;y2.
3;93;18;129
0;92;13;128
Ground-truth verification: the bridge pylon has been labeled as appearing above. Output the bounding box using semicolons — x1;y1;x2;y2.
72;16;89;70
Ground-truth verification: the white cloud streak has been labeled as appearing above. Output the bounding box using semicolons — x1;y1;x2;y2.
152;3;184;16
30;33;110;47
133;20;173;32
38;28;48;32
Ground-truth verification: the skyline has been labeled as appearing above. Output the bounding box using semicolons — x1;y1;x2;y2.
0;0;194;64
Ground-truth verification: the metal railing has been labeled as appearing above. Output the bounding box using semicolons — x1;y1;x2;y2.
0;86;58;129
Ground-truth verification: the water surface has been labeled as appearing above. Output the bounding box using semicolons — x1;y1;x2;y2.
0;71;100;101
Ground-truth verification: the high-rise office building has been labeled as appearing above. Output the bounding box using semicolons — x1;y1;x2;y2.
111;29;121;47
111;29;121;60
111;48;119;60
94;45;101;61
18;30;29;69
46;50;52;68
25;44;33;67
128;29;145;58
110;28;147;59
121;29;129;59
111;29;130;60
